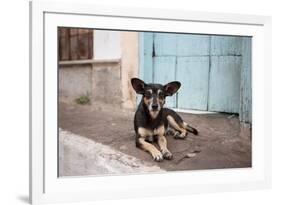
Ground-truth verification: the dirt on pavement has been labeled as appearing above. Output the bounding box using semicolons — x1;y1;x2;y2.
59;102;251;174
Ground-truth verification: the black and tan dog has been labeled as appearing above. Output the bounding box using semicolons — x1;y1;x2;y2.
131;78;198;162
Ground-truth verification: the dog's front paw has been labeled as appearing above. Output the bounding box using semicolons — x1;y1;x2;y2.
152;150;163;162
162;150;173;160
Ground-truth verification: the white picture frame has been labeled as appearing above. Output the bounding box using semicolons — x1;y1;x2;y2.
30;1;272;204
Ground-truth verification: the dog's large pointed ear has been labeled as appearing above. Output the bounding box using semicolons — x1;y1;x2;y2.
131;78;146;94
164;81;181;96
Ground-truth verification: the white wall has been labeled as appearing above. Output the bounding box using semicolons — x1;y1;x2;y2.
0;0;280;205
93;30;121;59
93;30;139;109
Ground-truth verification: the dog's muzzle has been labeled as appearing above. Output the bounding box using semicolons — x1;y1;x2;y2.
152;104;159;111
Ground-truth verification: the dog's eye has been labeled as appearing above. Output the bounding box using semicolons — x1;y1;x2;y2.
144;91;152;98
158;92;165;98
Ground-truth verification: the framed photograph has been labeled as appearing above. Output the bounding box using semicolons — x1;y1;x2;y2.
30;0;271;204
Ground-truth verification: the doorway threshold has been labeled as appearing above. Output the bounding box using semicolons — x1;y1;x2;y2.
172;108;218;115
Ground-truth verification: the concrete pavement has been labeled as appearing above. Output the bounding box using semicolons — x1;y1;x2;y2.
59;102;251;176
59;128;164;176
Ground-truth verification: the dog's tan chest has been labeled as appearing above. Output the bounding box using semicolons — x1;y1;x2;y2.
138;125;165;138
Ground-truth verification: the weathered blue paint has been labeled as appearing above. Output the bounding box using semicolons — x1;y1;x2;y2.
153;56;177;107
177;56;209;110
138;32;145;81
239;37;252;123
211;36;242;56
142;32;153;83
154;33;178;56
140;32;251;121
138;33;143;105
208;56;242;113
137;32;153;105
208;36;243;113
176;34;210;56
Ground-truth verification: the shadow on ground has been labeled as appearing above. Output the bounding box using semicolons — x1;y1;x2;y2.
59;102;251;176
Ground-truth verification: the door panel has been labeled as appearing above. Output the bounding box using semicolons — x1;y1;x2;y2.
154;33;178;56
211;36;242;56
153;56;177;108
176;34;210;56
177;56;209;110
208;56;241;113
142;33;153;83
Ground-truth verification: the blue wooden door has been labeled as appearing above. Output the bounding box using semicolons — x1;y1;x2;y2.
174;34;210;110
140;32;250;114
177;56;209;110
208;36;243;113
153;34;178;107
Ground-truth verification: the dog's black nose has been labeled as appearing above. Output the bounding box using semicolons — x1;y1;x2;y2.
152;104;158;110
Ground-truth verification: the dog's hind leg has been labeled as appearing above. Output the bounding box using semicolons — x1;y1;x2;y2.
167;115;187;139
183;122;198;135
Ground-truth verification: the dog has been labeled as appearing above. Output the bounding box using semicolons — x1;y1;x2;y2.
131;78;198;162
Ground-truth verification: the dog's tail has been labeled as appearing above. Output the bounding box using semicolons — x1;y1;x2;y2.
183;122;198;135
